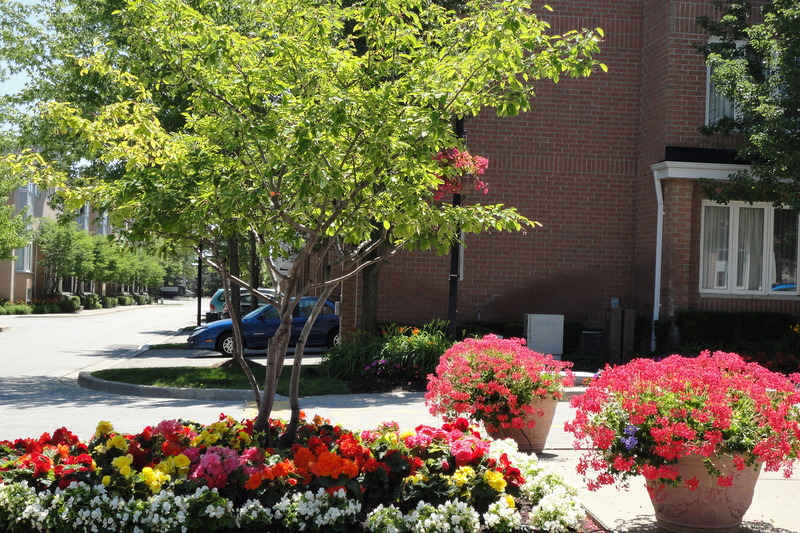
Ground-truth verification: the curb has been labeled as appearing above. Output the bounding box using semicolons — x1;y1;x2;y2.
77;372;259;402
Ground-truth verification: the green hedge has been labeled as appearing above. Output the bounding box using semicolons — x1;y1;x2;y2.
117;295;134;306
81;293;101;310
676;310;797;345
58;296;81;313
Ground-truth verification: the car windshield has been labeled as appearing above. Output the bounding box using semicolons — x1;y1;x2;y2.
244;304;279;320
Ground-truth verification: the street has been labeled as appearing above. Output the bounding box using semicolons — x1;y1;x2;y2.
0;299;250;441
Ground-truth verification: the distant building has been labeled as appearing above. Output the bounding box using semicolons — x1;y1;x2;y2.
0;183;111;302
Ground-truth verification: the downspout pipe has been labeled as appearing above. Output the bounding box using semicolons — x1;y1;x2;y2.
652;173;664;352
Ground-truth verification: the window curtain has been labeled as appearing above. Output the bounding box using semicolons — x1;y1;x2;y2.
737;207;764;291
702;206;729;289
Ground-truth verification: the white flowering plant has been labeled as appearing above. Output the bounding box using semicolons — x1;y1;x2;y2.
0;414;588;532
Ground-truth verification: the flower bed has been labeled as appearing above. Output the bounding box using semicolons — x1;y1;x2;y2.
0;414;588;532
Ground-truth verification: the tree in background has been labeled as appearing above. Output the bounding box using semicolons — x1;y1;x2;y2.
698;0;800;208
0;172;29;261
2;0;605;443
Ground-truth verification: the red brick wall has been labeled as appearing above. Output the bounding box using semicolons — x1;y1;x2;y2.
369;0;791;334
378;0;645;329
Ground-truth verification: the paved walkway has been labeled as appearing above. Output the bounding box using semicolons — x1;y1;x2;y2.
77;345;800;533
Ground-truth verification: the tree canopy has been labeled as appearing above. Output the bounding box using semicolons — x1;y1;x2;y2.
698;0;800;208
0;0;605;440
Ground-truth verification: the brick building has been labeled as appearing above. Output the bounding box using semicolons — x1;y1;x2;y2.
341;0;795;349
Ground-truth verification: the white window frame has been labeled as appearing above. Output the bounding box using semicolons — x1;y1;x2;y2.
700;200;799;296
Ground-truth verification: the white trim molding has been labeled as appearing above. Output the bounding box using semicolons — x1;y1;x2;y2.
651;161;749;181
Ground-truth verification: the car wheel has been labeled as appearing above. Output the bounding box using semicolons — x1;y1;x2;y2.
217;332;235;357
327;328;341;348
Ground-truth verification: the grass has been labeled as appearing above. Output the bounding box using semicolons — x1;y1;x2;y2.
91;365;352;396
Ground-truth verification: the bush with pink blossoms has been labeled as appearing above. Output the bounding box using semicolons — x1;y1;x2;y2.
426;335;573;432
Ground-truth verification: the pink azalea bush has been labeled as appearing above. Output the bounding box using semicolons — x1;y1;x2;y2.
432;148;490;200
565;351;800;492
426;335;573;432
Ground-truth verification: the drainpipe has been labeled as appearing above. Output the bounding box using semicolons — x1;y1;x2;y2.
652;174;664;352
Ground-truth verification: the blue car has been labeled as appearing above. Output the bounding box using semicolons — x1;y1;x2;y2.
188;297;340;357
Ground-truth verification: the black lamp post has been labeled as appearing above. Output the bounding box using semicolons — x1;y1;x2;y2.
446;118;465;340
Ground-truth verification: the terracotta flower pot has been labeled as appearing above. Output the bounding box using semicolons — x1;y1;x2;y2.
485;397;558;454
646;455;762;533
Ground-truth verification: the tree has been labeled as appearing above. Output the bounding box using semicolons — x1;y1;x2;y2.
2;0;605;443
698;0;800;208
0;171;29;261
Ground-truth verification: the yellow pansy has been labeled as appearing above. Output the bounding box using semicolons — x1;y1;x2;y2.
484;470;507;492
94;421;114;438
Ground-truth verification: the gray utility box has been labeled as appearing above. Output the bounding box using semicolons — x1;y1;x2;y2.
525;314;564;359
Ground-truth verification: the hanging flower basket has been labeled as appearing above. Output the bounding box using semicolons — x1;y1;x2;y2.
432;148;489;200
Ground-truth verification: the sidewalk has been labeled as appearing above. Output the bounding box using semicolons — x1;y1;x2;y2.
81;347;800;533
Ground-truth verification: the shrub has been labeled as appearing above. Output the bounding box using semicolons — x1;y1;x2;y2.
738;311;796;342
101;296;117;308
58;296;82;313
32;302;60;314
135;294;150;305
0;302;32;315
117;295;134;306
676;310;737;344
319;331;384;381
81;293;101;310
375;321;452;379
320;321;454;383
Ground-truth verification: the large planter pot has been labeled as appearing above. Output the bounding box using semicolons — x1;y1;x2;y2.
646;455;762;533
485;397;558;454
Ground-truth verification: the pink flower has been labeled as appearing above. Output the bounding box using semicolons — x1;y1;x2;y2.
567;351;800;490
426;335;572;431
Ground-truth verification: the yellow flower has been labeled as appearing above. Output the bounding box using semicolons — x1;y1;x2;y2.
94;421;114;438
173;453;191;476
484;470;507;492
406;473;430;484
111;454;134;477
237;430;252;446
399;430;415;439
101;475;111;486
142;466;170;494
109;434;128;451
191;429;220;446
504;494;516;509
450;466;476;487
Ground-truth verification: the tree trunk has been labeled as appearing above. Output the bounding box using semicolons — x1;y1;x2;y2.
361;259;384;336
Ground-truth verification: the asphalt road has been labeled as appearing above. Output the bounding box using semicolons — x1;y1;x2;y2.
0;299;251;441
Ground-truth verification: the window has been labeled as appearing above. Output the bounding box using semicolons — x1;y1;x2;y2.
15;243;33;272
705;39;746;126
707;63;739;125
701;201;798;295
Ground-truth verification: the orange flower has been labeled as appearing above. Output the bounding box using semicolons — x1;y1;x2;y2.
245;472;262;490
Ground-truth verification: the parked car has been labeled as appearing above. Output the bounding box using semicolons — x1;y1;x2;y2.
209;287;275;317
189;297;340;357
